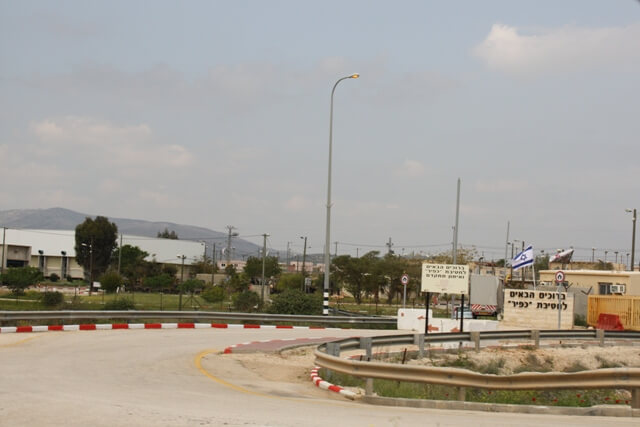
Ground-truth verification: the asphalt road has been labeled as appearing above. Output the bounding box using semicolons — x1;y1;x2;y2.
0;328;635;426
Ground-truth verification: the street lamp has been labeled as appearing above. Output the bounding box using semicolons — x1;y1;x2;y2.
626;208;636;271
300;236;308;291
177;254;186;311
81;241;94;295
324;73;359;316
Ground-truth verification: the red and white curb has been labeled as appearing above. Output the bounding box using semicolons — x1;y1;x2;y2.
0;323;341;334
310;367;356;400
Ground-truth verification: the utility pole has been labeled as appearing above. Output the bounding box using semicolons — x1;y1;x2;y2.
300;236;308;290
261;233;269;303
1;227;6;274
211;243;216;285
627;208;636;272
117;234;123;274
334;241;338;257
453;178;461;264
386;237;393;255
226;226;237;266
286;241;291;270
178;255;186;311
504;221;510;271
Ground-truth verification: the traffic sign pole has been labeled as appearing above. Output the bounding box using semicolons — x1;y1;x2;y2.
555;271;564;329
401;274;409;308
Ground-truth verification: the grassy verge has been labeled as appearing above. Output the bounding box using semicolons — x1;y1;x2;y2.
321;370;631;407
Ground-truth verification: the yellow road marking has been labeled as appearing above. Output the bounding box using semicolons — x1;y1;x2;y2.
194;349;268;397
0;335;40;348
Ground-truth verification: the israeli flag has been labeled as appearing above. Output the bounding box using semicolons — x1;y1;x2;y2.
512;245;534;271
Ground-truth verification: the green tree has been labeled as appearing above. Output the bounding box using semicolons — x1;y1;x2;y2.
111;245;148;279
274;273;305;293
332;252;380;304
201;286;225;303
244;256;282;283
143;273;174;292
1;266;43;295
232;290;261;312
534;254;549;279
267;288;321;315
157;228;178;239
427;247;478;265
99;271;123;293
179;278;204;294
75;216;118;287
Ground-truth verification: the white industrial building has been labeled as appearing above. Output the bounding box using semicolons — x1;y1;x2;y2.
0;229;205;280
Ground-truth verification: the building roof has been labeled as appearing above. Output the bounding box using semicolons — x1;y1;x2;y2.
3;229;205;265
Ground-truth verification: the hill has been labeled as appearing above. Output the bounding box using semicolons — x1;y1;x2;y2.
0;208;262;258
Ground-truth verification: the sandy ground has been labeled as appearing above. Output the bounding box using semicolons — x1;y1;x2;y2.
229;343;640;384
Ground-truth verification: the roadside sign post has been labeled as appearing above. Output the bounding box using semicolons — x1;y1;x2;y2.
401;274;409;308
555;271;565;329
421;263;469;333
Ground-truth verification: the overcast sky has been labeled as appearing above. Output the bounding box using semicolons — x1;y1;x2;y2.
1;1;639;263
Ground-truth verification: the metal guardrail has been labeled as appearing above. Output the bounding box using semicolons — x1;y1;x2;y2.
0;310;397;326
314;329;640;408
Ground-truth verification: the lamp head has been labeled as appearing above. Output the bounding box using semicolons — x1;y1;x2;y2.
626;209;633;213
350;73;359;79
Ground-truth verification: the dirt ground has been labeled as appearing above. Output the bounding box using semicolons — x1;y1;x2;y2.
229;343;640;384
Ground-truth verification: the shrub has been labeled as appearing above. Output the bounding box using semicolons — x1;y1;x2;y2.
232;291;261;312
99;271;123;293
49;273;60;283
2;266;43;295
42;291;64;307
103;298;136;310
267;288;321;315
201;286;225;303
274;273;305;293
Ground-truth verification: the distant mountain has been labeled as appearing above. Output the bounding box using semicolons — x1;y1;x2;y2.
0;208;262;258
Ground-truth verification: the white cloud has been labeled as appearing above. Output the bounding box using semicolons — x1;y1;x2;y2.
30;116;192;168
284;196;311;212
474;23;640;76
475;179;528;194
395;159;425;178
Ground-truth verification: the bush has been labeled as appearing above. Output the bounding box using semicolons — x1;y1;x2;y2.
274;273;304;293
2;266;43;295
42;291;64;307
267;288;321;315
99;271;123;293
232;291;261;312
49;273;60;283
201;286;225;303
103;298;136;310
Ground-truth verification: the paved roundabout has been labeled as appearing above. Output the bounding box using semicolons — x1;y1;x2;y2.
0;327;636;426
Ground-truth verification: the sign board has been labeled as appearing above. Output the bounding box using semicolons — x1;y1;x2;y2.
555;271;565;283
401;274;409;285
421;263;469;294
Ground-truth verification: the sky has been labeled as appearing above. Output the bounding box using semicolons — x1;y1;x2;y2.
1;1;639;263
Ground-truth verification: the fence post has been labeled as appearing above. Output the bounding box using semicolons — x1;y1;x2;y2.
457;387;466;401
596;329;605;347
359;337;372;360
413;334;425;358
531;330;540;349
325;342;340;381
632;388;640;409
469;331;480;351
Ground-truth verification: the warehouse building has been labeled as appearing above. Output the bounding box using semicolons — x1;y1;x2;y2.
0;229;205;280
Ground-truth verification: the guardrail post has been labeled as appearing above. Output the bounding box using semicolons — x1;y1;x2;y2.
470;331;480;352
359;337;372;360
632;388;640;409
325;342;340;381
457;387;466;402
596;329;605;347
531;330;540;349
413;334;425;358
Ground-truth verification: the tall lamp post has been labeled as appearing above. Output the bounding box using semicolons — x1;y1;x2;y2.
323;73;359;316
626;208;636;271
177;255;186;311
300;236;308;291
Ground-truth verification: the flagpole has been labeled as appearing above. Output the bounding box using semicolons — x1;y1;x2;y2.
532;263;536;290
